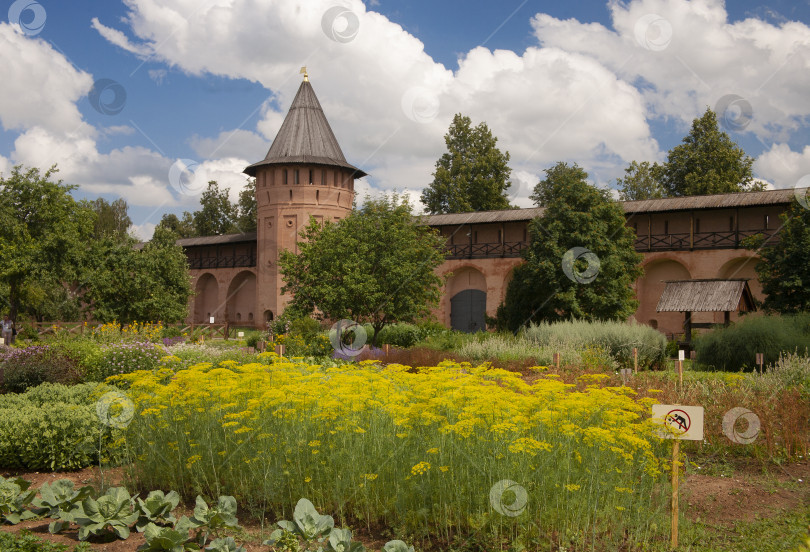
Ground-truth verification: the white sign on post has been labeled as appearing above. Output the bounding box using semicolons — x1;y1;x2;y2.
209;316;215;324
678;350;685;362
652;404;704;441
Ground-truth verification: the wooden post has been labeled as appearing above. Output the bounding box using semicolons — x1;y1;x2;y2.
689;210;694;250
756;352;764;374
683;312;692;349
671;439;680;549
383;343;390;357
633;347;638;373
678;360;683;386
224;322;229;340
554;352;560;370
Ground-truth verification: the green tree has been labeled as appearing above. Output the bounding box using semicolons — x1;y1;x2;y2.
279;194;446;345
81;227;192;323
90;197;132;240
745;199;810;313
661;108;760;197
156;212;196;238
616;161;665;201
499;162;643;331
421;113;513;214
235;178;257;233
530;161;589;207
0;166;94;322
193;181;237;236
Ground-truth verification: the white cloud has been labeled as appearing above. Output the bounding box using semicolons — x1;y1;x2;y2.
754;143;810;189
532;0;810;141
94;0;661;200
90;17;152;57
0;24;94;134
130;222;156;241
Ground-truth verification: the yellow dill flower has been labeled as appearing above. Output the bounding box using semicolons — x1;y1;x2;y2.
308;440;321;447
426;448;439;454
439;466;449;473
410;461;431;476
363;473;378;480
564;484;581;492
304;476;312;483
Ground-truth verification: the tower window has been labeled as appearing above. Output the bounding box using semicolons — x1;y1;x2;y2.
664;220;669;234
309;170;313;185
316;190;320;203
334;170;338;187
289;189;293;201
294;170;299;185
283;170;288;185
321;170;325;186
764;214;770;229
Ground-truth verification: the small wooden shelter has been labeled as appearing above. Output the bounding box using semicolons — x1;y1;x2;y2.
656;279;756;348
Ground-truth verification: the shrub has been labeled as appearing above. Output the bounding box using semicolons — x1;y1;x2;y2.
376;323;421;348
694;313;810;371
84;341;163;381
244;331;265;348
455;333;618;369
0;383;124;470
523;319;667;369
762;352;810;399
0;345;82;392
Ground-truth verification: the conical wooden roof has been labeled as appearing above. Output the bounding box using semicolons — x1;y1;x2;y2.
244;80;367;177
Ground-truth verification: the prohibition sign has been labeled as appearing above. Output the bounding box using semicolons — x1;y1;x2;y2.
664;409;691;435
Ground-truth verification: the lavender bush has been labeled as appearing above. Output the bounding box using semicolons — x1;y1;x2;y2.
0;346;82;392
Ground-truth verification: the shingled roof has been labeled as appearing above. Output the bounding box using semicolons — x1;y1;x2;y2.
244;79;367;178
656;279;756;312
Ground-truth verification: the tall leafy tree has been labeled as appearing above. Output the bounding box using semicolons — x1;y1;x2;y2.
279;194;446;345
499;162;643;331
193;181;238;236
661;108;760;197
421;113;513;214
156;212;196;238
616;161;665;201
81;227;192;323
90;197;132;240
745;199;810;313
235;178;257;233
0;166;94;322
530;161;589;207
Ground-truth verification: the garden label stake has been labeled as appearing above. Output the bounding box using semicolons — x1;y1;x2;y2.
756;352;764;374
651;404;704;550
633;347;638;373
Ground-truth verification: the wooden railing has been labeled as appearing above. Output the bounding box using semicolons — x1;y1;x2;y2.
634;229;780;252
440;228;780;260
443;241;528;259
26;322;247;340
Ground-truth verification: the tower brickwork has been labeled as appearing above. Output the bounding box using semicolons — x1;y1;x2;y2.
244;75;366;323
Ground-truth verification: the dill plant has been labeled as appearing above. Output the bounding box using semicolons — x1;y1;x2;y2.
113;358;671;549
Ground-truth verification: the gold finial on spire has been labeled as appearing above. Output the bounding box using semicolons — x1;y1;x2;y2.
300;66;308;82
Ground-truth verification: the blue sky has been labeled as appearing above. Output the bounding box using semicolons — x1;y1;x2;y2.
2;0;810;238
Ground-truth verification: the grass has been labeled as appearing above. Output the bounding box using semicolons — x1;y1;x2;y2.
676;504;810;552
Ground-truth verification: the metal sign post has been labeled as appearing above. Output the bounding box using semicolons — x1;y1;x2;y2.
652;404;705;549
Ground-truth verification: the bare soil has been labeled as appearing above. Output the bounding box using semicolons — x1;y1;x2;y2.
681;459;810;526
